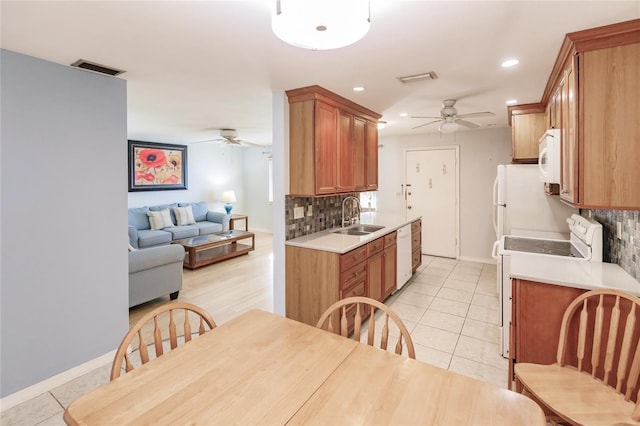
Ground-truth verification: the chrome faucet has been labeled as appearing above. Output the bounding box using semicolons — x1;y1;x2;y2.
341;196;361;227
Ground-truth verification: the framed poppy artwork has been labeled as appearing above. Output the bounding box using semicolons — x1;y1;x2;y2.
128;140;188;192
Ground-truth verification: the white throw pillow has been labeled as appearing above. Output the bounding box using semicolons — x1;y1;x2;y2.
173;205;196;226
147;209;174;230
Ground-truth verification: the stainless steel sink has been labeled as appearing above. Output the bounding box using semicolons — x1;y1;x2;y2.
332;224;385;236
349;225;385;233
332;229;370;236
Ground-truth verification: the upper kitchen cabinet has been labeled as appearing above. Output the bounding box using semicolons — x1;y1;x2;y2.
508;104;546;163
286;85;382;196
541;19;640;209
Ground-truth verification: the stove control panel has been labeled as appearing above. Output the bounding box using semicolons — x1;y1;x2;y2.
567;214;603;261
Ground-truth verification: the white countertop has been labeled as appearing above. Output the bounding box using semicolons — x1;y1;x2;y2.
509;252;640;296
285;212;420;254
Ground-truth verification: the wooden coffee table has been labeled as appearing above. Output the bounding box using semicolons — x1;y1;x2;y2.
172;230;255;269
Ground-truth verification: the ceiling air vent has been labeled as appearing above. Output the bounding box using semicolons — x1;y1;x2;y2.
397;72;438;84
70;59;125;76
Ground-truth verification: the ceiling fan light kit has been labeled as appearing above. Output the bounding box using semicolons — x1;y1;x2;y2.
439;120;458;134
272;0;370;50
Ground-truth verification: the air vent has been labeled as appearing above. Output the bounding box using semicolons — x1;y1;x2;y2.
70;59;125;76
397;71;438;84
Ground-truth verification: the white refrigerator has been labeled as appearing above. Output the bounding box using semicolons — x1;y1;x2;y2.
492;164;577;357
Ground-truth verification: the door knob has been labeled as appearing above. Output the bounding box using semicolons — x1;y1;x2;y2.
407;206;412;210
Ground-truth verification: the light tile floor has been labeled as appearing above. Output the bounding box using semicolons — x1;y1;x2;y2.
1;255;503;426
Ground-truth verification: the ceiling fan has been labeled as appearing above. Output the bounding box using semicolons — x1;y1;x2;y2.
193;129;264;147
411;99;495;133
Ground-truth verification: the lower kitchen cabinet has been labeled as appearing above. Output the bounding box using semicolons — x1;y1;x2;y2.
509;279;586;391
286;230;399;329
411;219;422;272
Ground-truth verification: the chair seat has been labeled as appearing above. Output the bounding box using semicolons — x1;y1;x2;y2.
515;362;640;425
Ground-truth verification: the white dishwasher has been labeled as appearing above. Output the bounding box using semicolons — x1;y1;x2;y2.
396;225;413;290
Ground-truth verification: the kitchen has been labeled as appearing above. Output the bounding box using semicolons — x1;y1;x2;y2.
2;2;640;423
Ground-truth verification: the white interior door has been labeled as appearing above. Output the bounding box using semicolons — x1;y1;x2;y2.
405;147;458;258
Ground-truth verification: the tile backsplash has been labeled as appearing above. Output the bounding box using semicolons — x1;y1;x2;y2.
285;194;361;240
584;209;640;280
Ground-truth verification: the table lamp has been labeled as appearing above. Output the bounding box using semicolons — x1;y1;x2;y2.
222;190;237;214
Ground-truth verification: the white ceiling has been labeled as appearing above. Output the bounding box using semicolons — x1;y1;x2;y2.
2;1;638;146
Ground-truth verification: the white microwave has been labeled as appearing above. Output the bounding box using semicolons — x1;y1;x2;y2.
538;129;560;184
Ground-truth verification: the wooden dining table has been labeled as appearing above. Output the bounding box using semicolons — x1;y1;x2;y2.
64;309;545;425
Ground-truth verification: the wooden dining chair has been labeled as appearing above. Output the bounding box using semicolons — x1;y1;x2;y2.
316;296;416;359
515;289;640;425
110;302;217;380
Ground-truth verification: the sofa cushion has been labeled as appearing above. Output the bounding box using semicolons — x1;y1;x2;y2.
173;206;196;226
128;206;151;230
165;225;199;240
137;229;172;248
150;203;179;224
148;209;175;230
194;221;223;235
179;201;209;222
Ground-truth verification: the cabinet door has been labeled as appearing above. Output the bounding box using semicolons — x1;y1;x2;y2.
367;251;383;302
337;110;354;192
511;113;545;162
382;243;397;299
560;62;577;204
315;101;338;195
353;117;367;191
365;121;378;190
581;43;640;208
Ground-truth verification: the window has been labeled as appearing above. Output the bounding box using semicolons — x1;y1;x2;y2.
359;191;377;211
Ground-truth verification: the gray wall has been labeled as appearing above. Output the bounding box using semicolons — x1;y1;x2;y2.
0;50;129;397
378;128;512;261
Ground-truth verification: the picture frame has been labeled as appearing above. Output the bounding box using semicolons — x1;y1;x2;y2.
128;140;188;192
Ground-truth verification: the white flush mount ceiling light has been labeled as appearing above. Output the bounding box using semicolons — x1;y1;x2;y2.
439;118;457;134
502;58;519;68
506;99;518;105
272;0;371;50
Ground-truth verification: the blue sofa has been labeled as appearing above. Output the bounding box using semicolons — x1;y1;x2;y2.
128;201;230;249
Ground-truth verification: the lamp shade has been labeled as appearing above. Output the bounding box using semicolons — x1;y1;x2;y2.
272;0;370;50
439;120;458;134
222;190;237;203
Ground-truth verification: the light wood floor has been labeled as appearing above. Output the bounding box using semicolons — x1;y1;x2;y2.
128;231;274;327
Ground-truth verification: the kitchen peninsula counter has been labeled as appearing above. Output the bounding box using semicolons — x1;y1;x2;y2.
285;212;420;254
509;252;639;295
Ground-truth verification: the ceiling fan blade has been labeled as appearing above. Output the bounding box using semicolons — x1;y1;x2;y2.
236;139;266;147
190;138;224;144
455;119;480;129
411;120;442;130
411;116;442;120
456;111;495;119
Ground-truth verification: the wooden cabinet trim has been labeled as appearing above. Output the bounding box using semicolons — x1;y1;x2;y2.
286;85;382;122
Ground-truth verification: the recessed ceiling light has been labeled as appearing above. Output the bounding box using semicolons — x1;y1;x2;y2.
506;99;518;105
502;59;519;68
353;86;365;92
399;112;408;117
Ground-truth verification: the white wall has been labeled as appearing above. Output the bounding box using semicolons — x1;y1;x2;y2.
1;50;129;397
378;128;512;262
242;147;273;232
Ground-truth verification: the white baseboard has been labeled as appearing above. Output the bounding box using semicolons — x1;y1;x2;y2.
458;255;496;265
0;349;116;412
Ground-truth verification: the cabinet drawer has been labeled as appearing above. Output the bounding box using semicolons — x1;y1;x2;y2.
340;278;366;299
411;219;421;233
411;231;421;247
367;237;384;257
384;231;397;246
340;246;367;272
340;262;366;290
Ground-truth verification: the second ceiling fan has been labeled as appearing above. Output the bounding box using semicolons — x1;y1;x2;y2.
412;99;495;133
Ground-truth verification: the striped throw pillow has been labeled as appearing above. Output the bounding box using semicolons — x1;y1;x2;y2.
173;206;196;226
147;209;174;230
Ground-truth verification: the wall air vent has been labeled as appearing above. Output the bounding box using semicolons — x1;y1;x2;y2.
397;72;438;84
70;59;125;76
